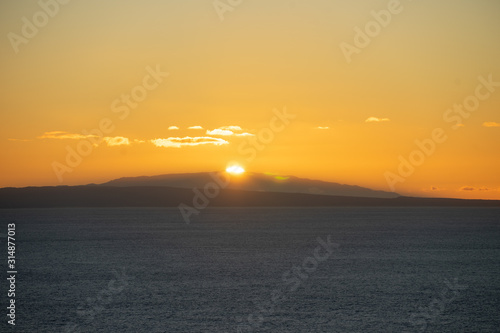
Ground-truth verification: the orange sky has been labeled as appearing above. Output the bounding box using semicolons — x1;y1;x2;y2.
0;0;499;199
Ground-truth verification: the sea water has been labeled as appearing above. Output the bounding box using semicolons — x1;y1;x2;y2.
0;207;499;332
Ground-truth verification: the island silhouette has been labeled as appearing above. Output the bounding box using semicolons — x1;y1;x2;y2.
0;172;498;208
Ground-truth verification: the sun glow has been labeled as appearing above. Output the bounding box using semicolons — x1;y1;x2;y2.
226;164;245;175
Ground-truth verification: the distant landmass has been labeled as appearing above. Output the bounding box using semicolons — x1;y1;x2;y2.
0;172;499;208
101;171;399;198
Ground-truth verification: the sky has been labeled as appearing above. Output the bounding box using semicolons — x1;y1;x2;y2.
0;0;499;199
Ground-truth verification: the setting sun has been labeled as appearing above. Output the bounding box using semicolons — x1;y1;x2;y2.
226;164;245;175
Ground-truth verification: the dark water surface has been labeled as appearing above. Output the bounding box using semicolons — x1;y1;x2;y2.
1;207;499;332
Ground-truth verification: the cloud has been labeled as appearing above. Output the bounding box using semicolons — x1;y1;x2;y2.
38;131;96;140
365;117;390;123
206;129;235;136
460;186;491;191
38;131;130;147
219;126;242;131
168;126;179;130
316;126;329;130
33;131;234;148
460;186;475;191
422;186;447;192
103;136;130;146
235;132;255;136
150;136;229;148
8;138;31;142
206;127;254;136
483;122;500;127
188;126;204;130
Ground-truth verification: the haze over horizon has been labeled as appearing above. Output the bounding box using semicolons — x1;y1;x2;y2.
1;0;499;200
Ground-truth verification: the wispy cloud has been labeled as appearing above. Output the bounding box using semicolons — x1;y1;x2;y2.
103;137;130;146
24;131;235;148
206;127;254;136
8;138;31;142
219;126;242;131
460;186;475;191
38;131;96;140
483;122;500;128
168;126;179;130
460;186;491;191
150;136;229;148
316;126;329;130
37;131;130;147
365;117;390;123
206;129;234;136
188;126;204;130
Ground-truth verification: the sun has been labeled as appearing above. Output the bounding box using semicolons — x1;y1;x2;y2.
226;164;245;175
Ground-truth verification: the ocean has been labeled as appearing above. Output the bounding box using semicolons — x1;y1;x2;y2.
1;207;499;332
